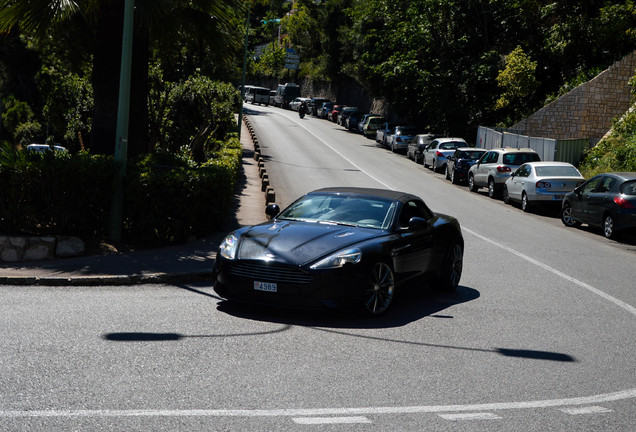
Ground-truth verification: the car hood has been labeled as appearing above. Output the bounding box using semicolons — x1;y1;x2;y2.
237;220;384;266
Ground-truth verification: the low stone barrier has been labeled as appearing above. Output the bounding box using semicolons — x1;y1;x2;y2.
0;235;85;263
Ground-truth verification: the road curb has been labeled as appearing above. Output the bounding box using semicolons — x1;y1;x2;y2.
0;271;214;287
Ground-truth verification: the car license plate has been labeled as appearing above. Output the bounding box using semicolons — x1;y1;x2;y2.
553;195;565;200
254;281;277;293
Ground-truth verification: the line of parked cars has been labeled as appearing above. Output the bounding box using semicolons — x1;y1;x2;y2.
407;142;636;241
262;90;636;242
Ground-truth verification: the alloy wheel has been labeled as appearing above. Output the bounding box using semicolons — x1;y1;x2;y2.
365;262;395;315
604;214;617;239
561;205;580;227
488;178;496;198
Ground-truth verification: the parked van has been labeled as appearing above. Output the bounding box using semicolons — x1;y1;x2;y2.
274;83;301;109
245;86;271;106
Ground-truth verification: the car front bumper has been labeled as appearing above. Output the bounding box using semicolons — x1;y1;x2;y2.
212;257;367;310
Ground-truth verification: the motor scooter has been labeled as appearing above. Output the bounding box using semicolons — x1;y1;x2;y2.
299;104;307;119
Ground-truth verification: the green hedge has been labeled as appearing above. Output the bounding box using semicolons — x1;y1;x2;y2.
123;138;242;246
0;138;242;247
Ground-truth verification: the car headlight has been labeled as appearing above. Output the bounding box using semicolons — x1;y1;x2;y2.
219;234;239;260
310;248;362;270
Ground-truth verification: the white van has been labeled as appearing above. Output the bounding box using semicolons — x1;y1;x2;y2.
245;86;271;106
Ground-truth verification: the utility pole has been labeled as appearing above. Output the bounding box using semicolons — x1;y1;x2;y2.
109;0;135;243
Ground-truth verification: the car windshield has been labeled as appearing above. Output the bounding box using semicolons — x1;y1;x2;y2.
369;118;384;125
534;165;581;177
503;152;541;165
620;180;636;195
278;194;397;229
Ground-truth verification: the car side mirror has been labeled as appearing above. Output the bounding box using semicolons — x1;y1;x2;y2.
408;217;429;230
265;203;280;218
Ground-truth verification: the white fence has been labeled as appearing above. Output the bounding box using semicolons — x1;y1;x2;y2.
476;126;556;161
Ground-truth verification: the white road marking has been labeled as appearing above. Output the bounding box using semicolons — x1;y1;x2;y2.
463;227;636;317
279;112;396;190
1;389;635;418
293;416;372;424
439;412;501;420
560;406;613;415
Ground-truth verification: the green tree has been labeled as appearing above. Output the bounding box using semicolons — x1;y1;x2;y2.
0;0;243;156
495;46;539;118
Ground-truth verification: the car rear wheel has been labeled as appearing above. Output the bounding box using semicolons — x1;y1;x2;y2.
561;205;581;227
468;174;478;192
521;192;531;212
437;242;463;292
603;214;619;239
364;262;395;315
488;178;497;198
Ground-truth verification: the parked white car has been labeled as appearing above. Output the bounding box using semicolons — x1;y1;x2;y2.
423;138;467;172
289;97;311;112
503;161;585;212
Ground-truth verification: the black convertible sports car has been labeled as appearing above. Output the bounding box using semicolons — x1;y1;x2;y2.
212;187;464;314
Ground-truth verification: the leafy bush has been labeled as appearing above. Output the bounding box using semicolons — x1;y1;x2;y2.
0;144;115;238
579;73;636;178
0;136;242;248
123;137;242;246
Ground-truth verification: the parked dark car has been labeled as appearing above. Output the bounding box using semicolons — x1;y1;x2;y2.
445;147;487;184
338;107;359;126
213;187;464;315
561;172;636;239
319;102;335;119
309;97;330;116
345;111;365;131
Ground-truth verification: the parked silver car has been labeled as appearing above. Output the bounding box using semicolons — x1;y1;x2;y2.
503;162;585;212
423;138;467;172
468;148;541;198
387;126;419;152
407;133;441;164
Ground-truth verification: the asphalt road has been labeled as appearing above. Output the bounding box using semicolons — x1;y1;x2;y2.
1;104;634;431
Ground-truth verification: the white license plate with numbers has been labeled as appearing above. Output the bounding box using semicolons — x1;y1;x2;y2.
254;281;277;293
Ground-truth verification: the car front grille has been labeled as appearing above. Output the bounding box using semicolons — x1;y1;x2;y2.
231;262;313;284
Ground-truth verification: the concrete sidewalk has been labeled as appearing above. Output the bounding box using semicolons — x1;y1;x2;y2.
0;116;267;286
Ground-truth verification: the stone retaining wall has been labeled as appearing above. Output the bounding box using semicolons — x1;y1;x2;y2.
512;50;636;140
0;236;85;263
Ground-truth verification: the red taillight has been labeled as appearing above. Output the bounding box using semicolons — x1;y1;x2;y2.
496;166;511;173
536;181;551;189
614;196;635;209
436;151;444;157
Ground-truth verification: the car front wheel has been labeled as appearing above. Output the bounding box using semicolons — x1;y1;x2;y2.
437;241;463;292
364;262;395;315
521;192;531;212
468;174;478;192
561;205;581;227
503;186;510;204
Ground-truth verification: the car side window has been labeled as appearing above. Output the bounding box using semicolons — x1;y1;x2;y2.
486;152;498;163
398;200;432;228
597;177;616;193
582;177;603;193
